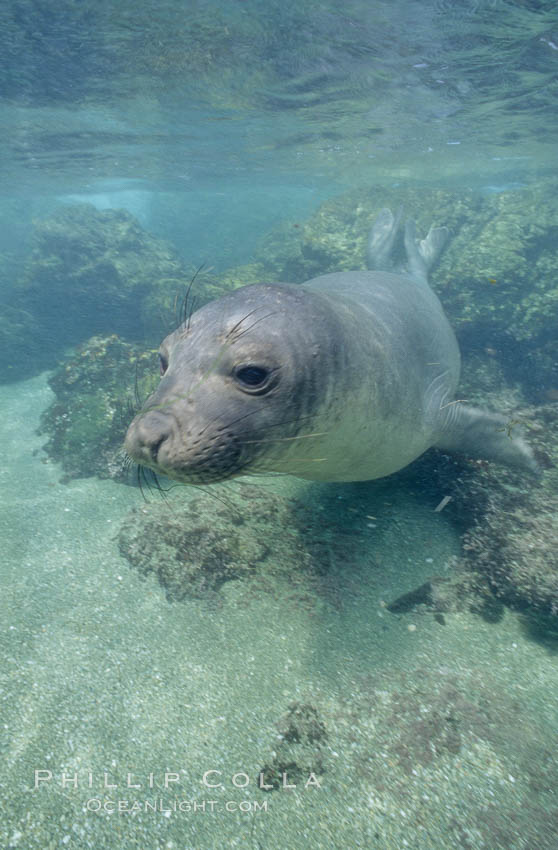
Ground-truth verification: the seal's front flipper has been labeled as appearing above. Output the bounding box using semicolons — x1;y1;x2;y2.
434;404;539;475
404;220;449;283
367;207;403;271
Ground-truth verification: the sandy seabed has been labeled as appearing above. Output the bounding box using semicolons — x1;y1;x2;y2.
1;374;557;850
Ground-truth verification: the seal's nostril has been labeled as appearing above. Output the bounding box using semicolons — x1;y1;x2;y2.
150;435;167;462
126;411;172;464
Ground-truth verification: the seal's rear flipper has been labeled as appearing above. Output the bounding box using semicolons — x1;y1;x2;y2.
404;220;449;283
367;207;403;271
367;208;449;281
418;223;449;272
434;404;540;475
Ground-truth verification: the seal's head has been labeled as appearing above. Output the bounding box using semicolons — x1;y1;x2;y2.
124;283;342;484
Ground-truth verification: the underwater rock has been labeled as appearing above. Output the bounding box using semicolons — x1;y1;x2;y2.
455;403;558;619
38;335;157;482
258;703;328;792
117;482;369;605
278;702;327;745
246;185;482;283
379;399;558;624
514;337;558;404
7;203;258;384
118;496;270;601
16;203;189;352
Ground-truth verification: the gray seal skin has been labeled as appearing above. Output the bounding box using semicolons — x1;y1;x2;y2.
124;208;536;484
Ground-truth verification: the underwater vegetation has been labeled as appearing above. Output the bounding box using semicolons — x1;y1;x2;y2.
0;202;249;384
456;403;558;620
1;204;189;382
38;335;158;482
118;481;367;607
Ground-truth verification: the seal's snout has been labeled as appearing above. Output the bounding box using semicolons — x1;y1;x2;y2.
125;405;245;483
125;410;172;466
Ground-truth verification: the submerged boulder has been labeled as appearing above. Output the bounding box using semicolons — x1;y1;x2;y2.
117;481;370;605
456;403;558;619
18;204;187;348
38;334;158;482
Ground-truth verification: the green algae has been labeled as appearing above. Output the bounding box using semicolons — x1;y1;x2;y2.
16;204;190;350
38;335;158;482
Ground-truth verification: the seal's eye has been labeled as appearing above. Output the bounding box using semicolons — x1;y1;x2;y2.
234;364;274;394
236;365;268;386
159;353;168;376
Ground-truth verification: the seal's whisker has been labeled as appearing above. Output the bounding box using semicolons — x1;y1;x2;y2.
251;456;328;469
134;360;143;408
148;470;173;503
225;307;263;340
134;464;239;514
251;414;317;430
186;297;197;332
239;431;327;445
241;471;288;479
137;465;150;502
209;411;317;436
179;264;205;332
187;482;241;515
143;467;160;497
121;451;133;469
228;311;278;342
199;406;263;436
134;464;174;504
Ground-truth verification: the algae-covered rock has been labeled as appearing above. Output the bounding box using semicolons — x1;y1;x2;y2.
118;481;369;605
18;204;189;349
514;337;558;404
435;185;558;345
392;396;558;623
219;262;271;291
118;495;270;601
453;403;558;619
139;263;256;332
38;335;158;482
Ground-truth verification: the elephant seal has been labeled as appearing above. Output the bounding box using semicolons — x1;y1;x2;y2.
124;208;536;484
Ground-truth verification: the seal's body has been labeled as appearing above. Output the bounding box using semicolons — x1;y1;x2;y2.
125;210;536;484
